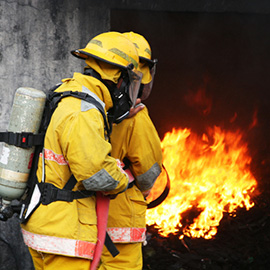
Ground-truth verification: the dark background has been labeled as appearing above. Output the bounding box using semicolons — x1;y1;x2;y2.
111;10;270;134
111;10;270;270
111;9;270;191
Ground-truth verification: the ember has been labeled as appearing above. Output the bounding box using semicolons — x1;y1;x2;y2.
146;126;257;239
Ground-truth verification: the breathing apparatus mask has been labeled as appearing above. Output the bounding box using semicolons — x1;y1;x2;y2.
138;59;157;101
84;63;142;124
71;31;143;124
108;64;142;124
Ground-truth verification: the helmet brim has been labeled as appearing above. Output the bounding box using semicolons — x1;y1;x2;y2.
71;49;129;70
140;57;158;69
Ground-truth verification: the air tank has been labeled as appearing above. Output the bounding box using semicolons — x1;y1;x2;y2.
0;87;46;206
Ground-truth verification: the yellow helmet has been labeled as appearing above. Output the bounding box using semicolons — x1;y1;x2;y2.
123;32;154;66
71;31;143;123
123;32;157;100
123;32;157;83
71;31;140;71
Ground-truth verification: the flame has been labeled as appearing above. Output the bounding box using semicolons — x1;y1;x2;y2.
146;126;257;239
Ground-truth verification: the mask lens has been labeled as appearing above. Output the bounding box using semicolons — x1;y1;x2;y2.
140;62;156;100
128;69;143;107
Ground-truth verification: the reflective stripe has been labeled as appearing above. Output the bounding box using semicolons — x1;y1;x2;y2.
136;162;161;191
21;229;95;259
81;86;105;112
109;48;138;69
43;149;68;165
82;168;119;191
82;86;105;108
145;47;152;58
107;227;146;243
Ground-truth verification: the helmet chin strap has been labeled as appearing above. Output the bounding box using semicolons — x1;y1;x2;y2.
84;68;132;124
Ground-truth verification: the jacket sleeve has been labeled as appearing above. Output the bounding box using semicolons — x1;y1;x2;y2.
60;108;128;196
110;106;163;195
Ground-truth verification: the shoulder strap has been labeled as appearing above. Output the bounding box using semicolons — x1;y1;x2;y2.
19;86;110;211
48;90;111;136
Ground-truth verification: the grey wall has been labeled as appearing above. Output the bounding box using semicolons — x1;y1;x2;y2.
0;1;109;269
0;0;109;131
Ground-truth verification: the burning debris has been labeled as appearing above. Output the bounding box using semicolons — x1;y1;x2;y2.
143;127;270;270
143;201;270;270
146;126;257;239
142;126;269;269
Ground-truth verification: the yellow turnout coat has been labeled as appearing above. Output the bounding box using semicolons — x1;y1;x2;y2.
21;72;129;260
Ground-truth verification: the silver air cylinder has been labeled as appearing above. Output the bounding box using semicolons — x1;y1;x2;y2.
0;87;46;204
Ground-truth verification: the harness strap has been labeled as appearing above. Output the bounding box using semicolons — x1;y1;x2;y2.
38;174;119;258
105;232;120;257
64;175;120;259
38;182;95;205
0;131;44;148
48;90;111;136
15;86;117;258
63;174;77;190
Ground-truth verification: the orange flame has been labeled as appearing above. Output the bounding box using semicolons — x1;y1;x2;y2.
146;126;257;239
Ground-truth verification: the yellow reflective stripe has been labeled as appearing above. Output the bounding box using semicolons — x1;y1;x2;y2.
109;48;138;69
0;168;28;182
107;227;146;243
133;42;139;49
21;229;95;259
89;39;102;47
145;48;152;58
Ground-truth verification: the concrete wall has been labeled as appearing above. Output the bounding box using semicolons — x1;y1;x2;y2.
0;1;109;268
0;0;109;131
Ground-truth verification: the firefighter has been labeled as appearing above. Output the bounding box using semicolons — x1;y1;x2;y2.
98;32;162;270
20;31;142;270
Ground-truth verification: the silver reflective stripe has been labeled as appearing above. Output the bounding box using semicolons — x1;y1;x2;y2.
21;229;95;259
82;168;119;191
136;162;161;191
107;227;146;243
81;85;105;112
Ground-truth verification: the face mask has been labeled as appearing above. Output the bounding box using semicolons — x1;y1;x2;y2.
108;75;131;124
108;65;142;124
84;65;142;124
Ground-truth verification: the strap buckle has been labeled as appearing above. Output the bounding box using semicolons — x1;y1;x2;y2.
40;183;74;205
18;132;34;148
0;131;35;148
40;183;57;205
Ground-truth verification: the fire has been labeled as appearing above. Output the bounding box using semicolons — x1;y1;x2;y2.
146;126;257;239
